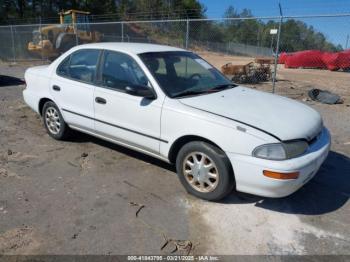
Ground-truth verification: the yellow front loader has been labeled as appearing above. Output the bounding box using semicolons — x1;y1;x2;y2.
28;10;102;59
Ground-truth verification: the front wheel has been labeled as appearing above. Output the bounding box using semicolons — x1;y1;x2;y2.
176;141;235;201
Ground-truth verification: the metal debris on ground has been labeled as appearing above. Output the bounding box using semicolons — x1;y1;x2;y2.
308;88;343;104
0;168;8;177
78;153;91;175
160;234;195;255
128;201;197;254
81;152;88;158
221;57;273;84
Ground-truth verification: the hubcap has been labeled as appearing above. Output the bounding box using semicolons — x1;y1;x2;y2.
183;152;219;193
45;107;60;135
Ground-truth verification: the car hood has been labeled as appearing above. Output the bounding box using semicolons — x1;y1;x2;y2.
179;86;322;141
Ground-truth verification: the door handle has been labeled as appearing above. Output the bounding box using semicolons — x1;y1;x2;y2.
52;85;61;91
95;97;107;104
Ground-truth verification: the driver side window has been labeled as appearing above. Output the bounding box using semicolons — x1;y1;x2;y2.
101;51;149;92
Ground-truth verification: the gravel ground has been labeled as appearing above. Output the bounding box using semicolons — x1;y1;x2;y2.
0;61;349;256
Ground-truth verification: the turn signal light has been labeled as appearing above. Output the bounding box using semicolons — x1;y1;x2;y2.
263;170;299;180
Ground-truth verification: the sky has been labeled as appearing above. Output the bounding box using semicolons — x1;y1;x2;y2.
199;0;350;48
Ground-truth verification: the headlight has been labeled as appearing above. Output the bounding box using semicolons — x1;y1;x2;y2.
252;141;308;160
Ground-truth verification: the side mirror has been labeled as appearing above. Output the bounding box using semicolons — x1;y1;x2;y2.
125;85;156;99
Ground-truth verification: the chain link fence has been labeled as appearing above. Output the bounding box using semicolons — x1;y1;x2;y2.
1;15;350;94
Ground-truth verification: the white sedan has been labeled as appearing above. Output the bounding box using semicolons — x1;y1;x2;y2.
23;43;331;200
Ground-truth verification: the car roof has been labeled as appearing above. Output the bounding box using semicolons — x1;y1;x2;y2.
75;42;187;55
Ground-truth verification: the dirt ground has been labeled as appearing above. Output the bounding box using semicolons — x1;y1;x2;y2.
0;55;350;257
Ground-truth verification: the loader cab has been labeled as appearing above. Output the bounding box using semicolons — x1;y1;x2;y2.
59;10;91;33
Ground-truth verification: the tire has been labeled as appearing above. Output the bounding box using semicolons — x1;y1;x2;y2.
56;33;76;53
59;40;75;53
176;141;235;201
48;56;58;62
42;101;71;140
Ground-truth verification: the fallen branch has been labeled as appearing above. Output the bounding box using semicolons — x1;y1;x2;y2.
129;202;145;217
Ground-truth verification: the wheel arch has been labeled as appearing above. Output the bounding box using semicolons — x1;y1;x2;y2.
38;97;54;115
168;135;225;164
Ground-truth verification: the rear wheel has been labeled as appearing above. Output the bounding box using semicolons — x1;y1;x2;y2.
42;101;71;140
176;141;234;201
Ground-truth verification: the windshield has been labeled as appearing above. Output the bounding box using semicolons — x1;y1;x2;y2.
139;51;235;98
63;14;72;24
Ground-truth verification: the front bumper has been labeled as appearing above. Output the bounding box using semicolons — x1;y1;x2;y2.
227;127;331;197
28;41;57;57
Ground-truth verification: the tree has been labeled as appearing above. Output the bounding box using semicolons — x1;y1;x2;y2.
0;0;207;24
220;6;341;52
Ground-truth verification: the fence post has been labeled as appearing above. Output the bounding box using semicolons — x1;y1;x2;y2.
75;31;79;46
121;22;124;42
10;25;16;63
39;17;44;62
272;5;283;93
272;17;282;93
73;19;79;46
185;19;189;49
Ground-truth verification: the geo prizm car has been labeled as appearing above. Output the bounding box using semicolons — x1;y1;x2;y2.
23;43;331;200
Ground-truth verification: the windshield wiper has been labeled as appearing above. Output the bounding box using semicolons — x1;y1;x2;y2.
172;84;236;98
172;90;208;98
210;83;236;92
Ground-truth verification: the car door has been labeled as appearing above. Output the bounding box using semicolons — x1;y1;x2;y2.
93;50;162;154
50;49;101;132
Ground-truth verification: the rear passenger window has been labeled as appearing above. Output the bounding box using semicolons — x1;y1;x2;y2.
57;49;100;84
